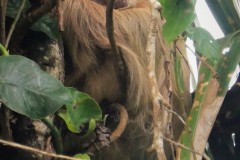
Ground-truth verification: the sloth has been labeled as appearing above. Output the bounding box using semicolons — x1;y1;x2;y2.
61;0;167;159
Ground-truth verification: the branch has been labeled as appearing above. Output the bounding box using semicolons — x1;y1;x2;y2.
164;106;186;126
0;0;8;44
0;139;81;160
186;44;217;77
0;107;12;140
5;0;27;49
145;0;167;159
161;136;210;160
106;0;128;104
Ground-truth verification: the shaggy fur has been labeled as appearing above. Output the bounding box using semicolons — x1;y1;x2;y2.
61;0;166;158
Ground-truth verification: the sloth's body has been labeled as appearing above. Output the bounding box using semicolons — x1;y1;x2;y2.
61;0;166;159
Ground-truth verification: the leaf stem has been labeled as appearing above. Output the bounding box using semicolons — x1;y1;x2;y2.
5;0;26;49
0;43;9;56
41;117;63;154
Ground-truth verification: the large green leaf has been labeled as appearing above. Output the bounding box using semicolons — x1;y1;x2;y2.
159;0;196;42
187;27;221;65
58;88;102;133
0;55;71;119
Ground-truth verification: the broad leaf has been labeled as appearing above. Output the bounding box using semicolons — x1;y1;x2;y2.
58;110;79;132
187;27;221;65
58;88;102;133
160;0;196;42
0;55;71;119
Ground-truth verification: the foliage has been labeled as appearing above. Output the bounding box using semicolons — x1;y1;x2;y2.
6;0;30;18
58;88;102;133
7;0;59;40
179;29;240;159
0;55;71;119
159;0;196;42
186;27;221;65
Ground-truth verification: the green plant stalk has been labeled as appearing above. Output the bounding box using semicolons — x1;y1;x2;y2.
0;43;9;56
179;31;240;160
41;117;63;154
5;0;26;49
179;62;212;160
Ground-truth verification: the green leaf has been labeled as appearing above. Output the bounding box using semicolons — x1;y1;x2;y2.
7;0;59;40
187;27;221;65
58;110;79;133
7;0;31;18
31;13;60;40
74;153;90;160
80;119;97;138
216;31;240;95
0;55;71;119
160;0;196;42
58;88;102;133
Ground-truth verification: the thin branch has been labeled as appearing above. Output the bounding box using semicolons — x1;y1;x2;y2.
106;0;128;104
5;0;27;49
0;0;8;44
0;107;12;140
161;136;210;160
106;0;119;56
146;0;167;159
186;44;217;77
175;44;197;87
164;106;186;126
0;139;81;160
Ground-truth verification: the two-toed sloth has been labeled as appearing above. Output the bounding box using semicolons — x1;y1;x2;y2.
61;0;167;159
